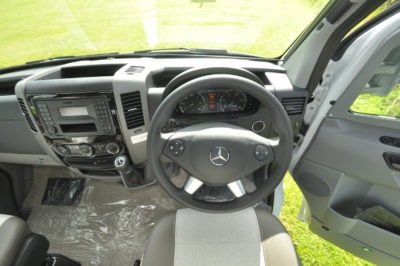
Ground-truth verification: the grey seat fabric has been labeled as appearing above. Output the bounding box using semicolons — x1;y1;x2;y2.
0;214;31;266
142;208;300;266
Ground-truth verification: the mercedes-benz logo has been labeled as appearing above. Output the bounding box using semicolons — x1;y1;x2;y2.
209;146;230;166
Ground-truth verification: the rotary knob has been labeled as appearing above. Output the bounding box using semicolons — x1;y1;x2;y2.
56;145;70;156
79;144;94;157
106;142;120;155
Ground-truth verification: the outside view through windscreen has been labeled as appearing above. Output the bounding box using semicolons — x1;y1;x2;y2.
0;0;328;68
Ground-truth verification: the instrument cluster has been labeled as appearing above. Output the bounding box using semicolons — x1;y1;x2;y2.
177;89;257;114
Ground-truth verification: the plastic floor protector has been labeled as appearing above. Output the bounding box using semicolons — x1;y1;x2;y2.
25;166;181;266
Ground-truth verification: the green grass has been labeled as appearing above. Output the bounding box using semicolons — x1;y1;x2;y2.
0;0;328;68
0;0;391;265
351;85;400;118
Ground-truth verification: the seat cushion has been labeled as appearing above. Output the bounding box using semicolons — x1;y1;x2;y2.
0;214;31;266
142;208;300;266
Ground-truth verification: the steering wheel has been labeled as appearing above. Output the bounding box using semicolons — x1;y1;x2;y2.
147;71;293;212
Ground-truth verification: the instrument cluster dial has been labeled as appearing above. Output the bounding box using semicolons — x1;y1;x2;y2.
219;89;247;112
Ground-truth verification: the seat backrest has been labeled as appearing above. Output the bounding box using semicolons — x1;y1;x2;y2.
0;214;49;266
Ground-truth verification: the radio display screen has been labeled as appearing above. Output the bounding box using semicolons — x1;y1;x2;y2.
59;106;89;117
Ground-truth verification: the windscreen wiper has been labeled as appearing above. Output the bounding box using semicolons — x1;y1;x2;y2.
134;47;228;54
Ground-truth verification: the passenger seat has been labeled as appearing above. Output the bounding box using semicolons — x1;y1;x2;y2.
0;214;49;266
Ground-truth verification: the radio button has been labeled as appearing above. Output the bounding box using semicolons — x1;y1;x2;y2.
102;125;113;133
48;126;57;135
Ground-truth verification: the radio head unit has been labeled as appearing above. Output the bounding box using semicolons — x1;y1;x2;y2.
34;96;115;138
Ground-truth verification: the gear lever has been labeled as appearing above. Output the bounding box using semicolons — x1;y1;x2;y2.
114;156;142;188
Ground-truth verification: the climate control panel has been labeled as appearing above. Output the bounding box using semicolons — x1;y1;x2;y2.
52;142;121;158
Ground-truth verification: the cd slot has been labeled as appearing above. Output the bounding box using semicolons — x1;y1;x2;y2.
60;123;96;133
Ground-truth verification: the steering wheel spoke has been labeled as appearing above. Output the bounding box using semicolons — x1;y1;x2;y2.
183;176;204;194
160;132;174;147
227;180;246;198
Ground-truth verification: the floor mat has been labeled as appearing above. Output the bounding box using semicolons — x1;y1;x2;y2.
42;178;86;206
24;166;182;266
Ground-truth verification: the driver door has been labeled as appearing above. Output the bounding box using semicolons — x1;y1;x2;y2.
290;7;400;266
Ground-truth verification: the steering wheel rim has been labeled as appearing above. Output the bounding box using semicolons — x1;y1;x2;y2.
161;66;264;100
148;73;293;212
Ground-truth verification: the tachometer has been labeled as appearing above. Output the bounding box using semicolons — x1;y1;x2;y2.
178;92;207;114
219;89;247;112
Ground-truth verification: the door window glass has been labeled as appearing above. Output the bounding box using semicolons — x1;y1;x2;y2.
350;45;400;118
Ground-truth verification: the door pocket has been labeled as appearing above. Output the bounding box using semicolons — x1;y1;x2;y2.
355;205;400;235
383;152;400;172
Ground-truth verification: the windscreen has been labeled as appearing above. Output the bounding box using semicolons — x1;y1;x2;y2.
0;0;329;68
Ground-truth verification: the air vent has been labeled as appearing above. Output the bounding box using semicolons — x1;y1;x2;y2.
280;97;306;115
121;91;145;129
17;98;37;132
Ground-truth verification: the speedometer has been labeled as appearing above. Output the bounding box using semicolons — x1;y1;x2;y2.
178;92;207;114
219;89;247;112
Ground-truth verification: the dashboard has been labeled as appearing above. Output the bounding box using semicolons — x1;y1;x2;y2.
176;89;258;114
0;57;308;179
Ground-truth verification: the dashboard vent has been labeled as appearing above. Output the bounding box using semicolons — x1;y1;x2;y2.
280;97;306;115
17;98;37;132
121;91;145;129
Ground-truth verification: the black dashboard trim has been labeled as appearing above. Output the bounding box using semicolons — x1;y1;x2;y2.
25;77;114;94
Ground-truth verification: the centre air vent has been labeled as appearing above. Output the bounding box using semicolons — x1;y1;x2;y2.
120;91;145;129
17;98;38;132
280;97;306;115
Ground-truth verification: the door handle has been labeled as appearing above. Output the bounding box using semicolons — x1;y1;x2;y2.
383;152;400;172
381;136;400;148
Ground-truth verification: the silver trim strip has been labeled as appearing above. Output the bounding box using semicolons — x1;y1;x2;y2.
184;176;204;194
227;180;246;198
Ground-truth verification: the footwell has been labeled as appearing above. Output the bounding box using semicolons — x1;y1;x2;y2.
25;171;181;266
